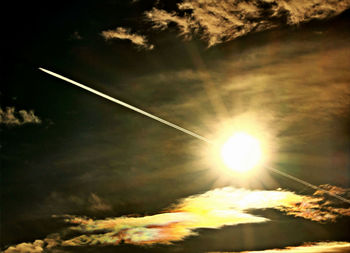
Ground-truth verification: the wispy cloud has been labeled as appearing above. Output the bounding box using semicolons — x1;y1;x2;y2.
0;107;41;125
210;241;350;253
5;185;350;251
101;27;154;50
88;193;112;212
145;8;192;38
146;0;350;46
43;191;112;214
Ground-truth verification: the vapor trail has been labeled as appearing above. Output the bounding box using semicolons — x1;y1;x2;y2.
267;167;350;204
39;68;213;144
39;67;350;204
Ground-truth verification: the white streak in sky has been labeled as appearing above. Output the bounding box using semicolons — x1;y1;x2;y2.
38;67;350;204
39;68;212;144
268;167;350;204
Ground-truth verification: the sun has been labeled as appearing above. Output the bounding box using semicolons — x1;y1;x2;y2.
202;115;274;179
220;132;262;173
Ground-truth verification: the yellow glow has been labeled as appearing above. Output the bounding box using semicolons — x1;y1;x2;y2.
200;113;275;181
221;132;262;173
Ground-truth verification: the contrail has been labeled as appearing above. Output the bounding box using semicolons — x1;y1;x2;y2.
267;167;350;204
39;68;213;144
39;67;350;204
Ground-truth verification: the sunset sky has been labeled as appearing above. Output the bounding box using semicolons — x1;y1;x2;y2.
2;1;350;252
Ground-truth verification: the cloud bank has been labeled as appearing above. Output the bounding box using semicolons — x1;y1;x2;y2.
101;27;154;50
5;186;350;251
146;0;350;46
0;107;41;125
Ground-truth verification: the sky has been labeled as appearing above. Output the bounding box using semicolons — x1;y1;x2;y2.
1;0;350;252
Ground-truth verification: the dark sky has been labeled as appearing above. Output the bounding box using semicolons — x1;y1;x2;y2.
2;1;350;252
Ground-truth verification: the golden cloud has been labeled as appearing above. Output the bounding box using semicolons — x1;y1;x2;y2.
0;107;41;125
101;27;154;50
146;0;350;46
5;186;350;251
51;187;350;246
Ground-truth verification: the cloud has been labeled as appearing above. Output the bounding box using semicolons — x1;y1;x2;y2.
71;31;82;40
43;191;112;214
314;184;350;196
51;186;350;246
4;240;45;253
4;235;61;253
6;185;349;251
101;27;154;50
211;241;350;253
145;8;192;38
141;35;350;161
88;193;113;212
145;0;350;46
0;107;41;125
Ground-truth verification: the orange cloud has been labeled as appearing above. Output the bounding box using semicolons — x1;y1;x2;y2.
314;184;350;196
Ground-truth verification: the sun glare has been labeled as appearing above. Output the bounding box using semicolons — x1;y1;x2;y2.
220;132;262;173
203;114;274;179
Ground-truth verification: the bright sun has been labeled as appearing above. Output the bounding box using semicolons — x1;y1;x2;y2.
221;132;262;173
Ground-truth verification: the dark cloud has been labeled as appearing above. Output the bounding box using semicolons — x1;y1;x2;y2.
88;193;113;212
42;191;112;215
71;31;82;40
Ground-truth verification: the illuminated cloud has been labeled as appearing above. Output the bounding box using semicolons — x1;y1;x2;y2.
0;107;41;125
4;235;60;253
314;184;350;196
101;27;154;50
5;186;350;251
4;240;45;253
145;8;192;38
210;241;350;252
145;0;350;46
58;186;350;245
